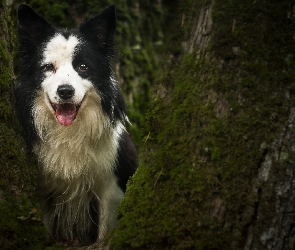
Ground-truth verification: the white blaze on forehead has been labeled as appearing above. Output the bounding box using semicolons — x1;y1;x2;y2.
42;34;79;65
41;33;92;106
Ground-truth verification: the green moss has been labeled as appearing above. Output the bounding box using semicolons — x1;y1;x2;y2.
112;0;295;249
0;194;47;250
0;4;50;249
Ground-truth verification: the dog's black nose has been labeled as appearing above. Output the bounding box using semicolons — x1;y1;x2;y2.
57;84;75;100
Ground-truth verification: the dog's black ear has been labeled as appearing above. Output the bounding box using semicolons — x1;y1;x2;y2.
18;4;54;45
79;5;116;47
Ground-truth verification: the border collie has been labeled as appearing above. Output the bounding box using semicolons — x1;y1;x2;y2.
16;4;137;245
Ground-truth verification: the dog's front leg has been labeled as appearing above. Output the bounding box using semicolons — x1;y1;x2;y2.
97;177;124;242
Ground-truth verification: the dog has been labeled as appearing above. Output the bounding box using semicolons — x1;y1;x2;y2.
16;4;137;245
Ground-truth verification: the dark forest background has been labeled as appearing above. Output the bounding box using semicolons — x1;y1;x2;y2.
1;0;295;249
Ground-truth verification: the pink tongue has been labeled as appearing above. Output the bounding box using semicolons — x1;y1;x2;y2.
55;104;77;126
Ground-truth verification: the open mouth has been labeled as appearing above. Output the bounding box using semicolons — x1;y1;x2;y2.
51;102;82;126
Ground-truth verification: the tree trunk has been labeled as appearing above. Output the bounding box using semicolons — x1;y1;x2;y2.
112;0;295;249
2;0;295;249
0;3;48;249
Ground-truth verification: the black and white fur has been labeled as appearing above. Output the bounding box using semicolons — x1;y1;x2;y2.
16;4;137;245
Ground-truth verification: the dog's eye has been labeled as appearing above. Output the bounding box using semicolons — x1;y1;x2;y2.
77;64;88;72
44;63;55;72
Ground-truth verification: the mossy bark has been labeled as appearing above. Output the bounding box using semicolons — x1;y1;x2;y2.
112;0;295;249
3;0;295;249
0;3;48;249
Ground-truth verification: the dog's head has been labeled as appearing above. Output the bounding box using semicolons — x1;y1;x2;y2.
17;4;126;131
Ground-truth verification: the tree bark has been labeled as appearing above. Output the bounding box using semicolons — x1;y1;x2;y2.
2;0;295;249
0;3;48;249
112;0;295;249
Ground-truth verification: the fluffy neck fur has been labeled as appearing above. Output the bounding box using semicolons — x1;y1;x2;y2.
32;87;122;181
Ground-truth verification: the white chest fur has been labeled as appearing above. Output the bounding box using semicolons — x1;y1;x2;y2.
32;87;125;241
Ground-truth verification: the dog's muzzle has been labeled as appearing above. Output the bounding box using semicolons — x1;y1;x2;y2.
51;84;82;126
